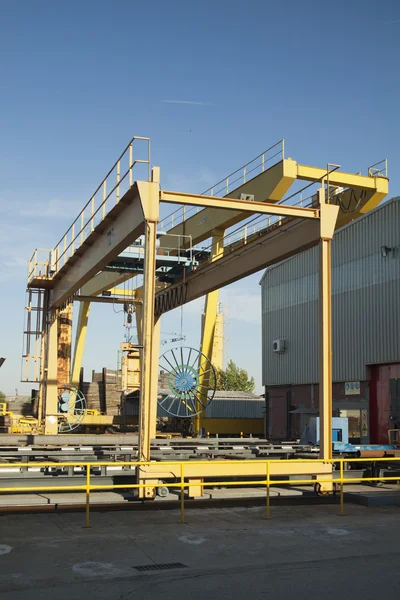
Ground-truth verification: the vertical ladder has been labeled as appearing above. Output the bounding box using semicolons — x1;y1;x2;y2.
22;288;46;382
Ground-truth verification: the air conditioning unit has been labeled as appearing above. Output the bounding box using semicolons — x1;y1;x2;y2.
272;339;285;353
239;193;255;202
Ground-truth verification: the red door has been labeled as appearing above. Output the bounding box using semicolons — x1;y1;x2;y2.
370;364;400;444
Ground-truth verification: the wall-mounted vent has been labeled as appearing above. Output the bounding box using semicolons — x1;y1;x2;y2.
272;339;285;353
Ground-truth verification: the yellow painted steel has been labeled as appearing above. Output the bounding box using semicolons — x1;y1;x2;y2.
196;228;225;434
85;464;91;528
2;457;400;525
137;168;160;465
138;220;157;462
211;312;224;370
160;190;320;220
79;272;133;297
120;343;141;392
180;463;185;523
44;310;59;434
318;193;339;462
163;158;298;249
297;163;388;191
50;184;147;308
107;288;138;297
71;300;90;386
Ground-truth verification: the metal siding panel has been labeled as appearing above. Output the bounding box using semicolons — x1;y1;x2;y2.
205;399;264;419
261;198;400;385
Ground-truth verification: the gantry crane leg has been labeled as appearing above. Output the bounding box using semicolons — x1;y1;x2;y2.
71;301;91;387
195;228;225;435
58;302;73;385
44;309;60;434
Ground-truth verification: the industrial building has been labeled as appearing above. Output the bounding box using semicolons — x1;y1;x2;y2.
261;196;400;445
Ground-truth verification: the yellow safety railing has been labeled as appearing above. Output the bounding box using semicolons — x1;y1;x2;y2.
1;457;400;528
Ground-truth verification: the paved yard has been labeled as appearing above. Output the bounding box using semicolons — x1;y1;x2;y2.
0;503;399;599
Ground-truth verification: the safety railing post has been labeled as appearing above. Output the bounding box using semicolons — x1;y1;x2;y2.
147;138;151;182
266;461;271;520
340;460;344;517
180;462;185;524
91;198;95;232
84;464;91;528
102;180;107;220
71;224;75;255
80;212;84;246
116;160;120;204
129;144;133;187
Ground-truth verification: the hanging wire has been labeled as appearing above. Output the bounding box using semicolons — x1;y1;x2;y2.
180;304;184;346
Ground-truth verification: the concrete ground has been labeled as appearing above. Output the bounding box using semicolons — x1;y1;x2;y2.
1;503;400;599
1;482;399;507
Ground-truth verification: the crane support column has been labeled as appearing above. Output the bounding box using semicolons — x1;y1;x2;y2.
150;316;161;438
139;219;157;463
318;189;339;462
71;301;90;387
196;228;225;435
44;310;59;434
137;168;160;464
57;302;73;385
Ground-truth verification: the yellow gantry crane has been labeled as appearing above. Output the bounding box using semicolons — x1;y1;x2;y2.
22;136;388;497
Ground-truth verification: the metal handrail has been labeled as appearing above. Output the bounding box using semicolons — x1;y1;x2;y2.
1;456;400;527
202;139;284;196
159;140;284;232
51;136;150;273
368;158;388;179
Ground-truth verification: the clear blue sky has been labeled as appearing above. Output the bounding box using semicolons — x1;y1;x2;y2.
1;0;399;395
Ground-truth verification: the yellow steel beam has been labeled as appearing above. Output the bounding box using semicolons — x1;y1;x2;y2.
50;184;146;308
44;310;59;434
138;168;160;464
80;272;133;297
73;295;141;305
150;316;161;439
160;190;319;220
297;163;388;191
71;300;90;386
139;459;333;480
156;217;321;312
57;303;73;385
196;229;225;434
162;159;296;248
318;192;338;461
138;220;158;463
107;288;138;297
155;195;340;314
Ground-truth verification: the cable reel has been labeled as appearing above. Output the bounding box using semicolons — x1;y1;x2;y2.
57;384;87;433
158;347;216;418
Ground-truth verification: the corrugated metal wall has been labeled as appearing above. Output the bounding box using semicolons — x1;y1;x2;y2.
125;393;264;419
261;197;400;386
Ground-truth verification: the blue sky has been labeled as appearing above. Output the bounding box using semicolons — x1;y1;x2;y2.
1;0;399;395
